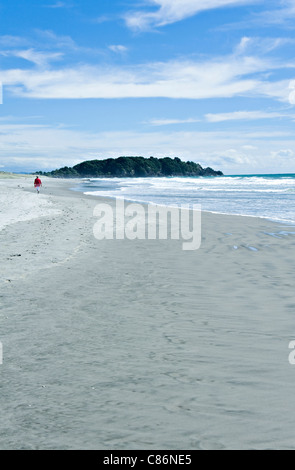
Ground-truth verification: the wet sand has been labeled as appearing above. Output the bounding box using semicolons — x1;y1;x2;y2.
1;176;295;449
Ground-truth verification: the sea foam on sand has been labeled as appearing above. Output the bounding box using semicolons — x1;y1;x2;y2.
0;177;61;231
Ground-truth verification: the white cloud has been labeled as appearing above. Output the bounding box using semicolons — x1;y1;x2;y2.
206;110;295;122
108;45;128;53
235;36;252;54
213;1;295;31
0;31;101;60
93;15;112;24
0;32;293;103
148;118;200;125
1;52;290;102
0;35;31;48
271;148;294;159
235;36;294;55
149;110;295;126
0;121;295;174
45;1;69;8
0;48;63;67
125;0;256;30
253;0;295;25
34;30;104;57
36;30;78;50
242;145;257;150
214;148;253;166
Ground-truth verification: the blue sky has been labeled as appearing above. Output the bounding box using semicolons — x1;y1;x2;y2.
1;0;295;174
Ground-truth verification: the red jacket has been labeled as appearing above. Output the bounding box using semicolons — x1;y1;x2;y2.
34;178;42;186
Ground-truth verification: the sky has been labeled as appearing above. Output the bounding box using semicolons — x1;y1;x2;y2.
1;0;295;175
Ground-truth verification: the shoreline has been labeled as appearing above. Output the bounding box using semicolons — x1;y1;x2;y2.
2;172;293;228
73;175;295;227
44;176;295;232
83;192;295;228
1;177;295;449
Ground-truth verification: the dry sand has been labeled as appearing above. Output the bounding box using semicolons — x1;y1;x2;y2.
1;176;295;449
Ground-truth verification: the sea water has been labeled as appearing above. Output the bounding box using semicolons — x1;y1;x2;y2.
77;174;295;225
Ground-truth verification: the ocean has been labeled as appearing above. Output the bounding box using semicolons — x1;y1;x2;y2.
75;174;295;225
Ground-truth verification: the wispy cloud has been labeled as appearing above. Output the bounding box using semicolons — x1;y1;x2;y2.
0;31;82;55
0;121;294;174
124;0;256;31
45;1;71;8
206;110;295;122
148;118;201;125
235;36;295;55
0;35;31;48
108;45;128;54
1;52;291;101
271;148;294;159
218;0;295;31
92;15;115;24
36;30;78;50
1;30;105;58
147;110;295;125
253;0;295;26
0;48;63;67
0;31;294;104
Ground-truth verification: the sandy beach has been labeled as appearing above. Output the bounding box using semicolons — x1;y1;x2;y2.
1;175;295;450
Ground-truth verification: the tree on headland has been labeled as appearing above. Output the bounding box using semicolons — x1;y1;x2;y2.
38;156;223;178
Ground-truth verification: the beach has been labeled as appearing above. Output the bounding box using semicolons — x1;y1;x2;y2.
1;175;295;450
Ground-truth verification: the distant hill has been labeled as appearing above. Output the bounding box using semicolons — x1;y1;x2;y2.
38;156;223;178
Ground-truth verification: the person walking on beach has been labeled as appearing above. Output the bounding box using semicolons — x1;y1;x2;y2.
34;176;42;194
